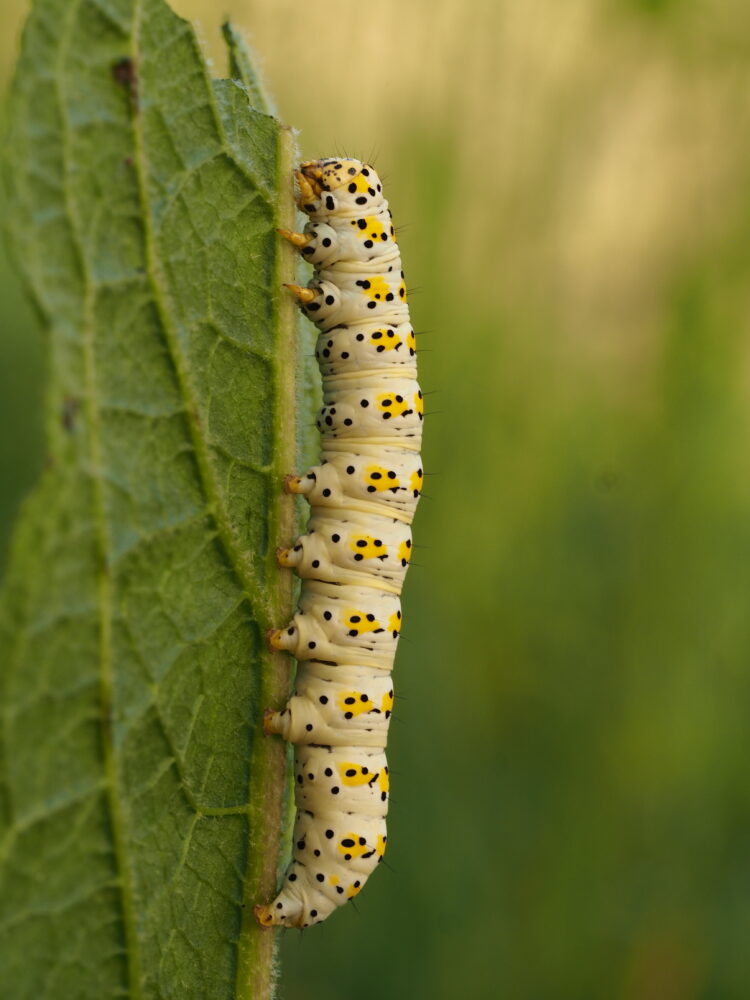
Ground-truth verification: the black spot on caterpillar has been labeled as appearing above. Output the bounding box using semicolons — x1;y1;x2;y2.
254;158;422;929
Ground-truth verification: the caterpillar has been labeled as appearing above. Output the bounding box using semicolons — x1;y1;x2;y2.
254;157;422;929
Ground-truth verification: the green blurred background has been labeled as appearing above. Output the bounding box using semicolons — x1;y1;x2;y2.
4;1;750;996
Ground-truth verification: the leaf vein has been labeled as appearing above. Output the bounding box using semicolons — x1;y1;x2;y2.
130;0;267;625
55;1;145;994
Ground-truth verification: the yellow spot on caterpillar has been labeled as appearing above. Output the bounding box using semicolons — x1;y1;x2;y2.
370;328;402;351
344;611;383;635
364;465;400;492
336;690;375;717
406;328;416;352
356;215;387;242
338;762;374;787
347;881;363;899
338;833;371;859
381;689;394;714
352;174;371;193
388;612;401;636
414;391;424;417
410;468;423;494
398;280;407;301
397;539;412;564
359;275;389;303
329;875;340;886
349;534;386;560
379;768;390;795
376;834;387;857
377;392;410;418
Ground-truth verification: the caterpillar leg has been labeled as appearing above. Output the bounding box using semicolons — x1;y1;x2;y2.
263;702;323;743
266;628;288;652
284;473;310;495
295;169;321;205
276;546;299;568
277;228;312;249
254;903;276;927
283;466;339;499
284;283;316;305
262;706;288;738
266;619;323;658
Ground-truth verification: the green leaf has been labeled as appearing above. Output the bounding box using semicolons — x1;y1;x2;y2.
222;21;275;117
0;1;302;996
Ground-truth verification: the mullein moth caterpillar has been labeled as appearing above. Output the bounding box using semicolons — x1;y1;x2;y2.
256;158;422;929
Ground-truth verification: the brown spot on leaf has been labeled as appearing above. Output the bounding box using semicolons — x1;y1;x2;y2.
112;57;138;109
61;397;80;432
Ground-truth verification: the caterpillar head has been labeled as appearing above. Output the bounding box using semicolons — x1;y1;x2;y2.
300;158;368;192
298;159;385;218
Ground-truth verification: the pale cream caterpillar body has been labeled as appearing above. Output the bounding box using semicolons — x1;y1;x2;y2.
255;158;421;929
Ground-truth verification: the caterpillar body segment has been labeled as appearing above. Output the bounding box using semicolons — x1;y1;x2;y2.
288;447;423;516
256;157;421;929
264;661;394;747
315;321;417;377
278;509;413;591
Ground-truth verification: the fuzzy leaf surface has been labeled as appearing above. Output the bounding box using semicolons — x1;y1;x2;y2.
0;1;298;996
